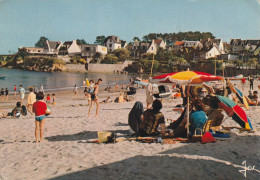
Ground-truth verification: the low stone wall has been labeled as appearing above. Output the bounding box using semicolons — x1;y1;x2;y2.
87;60;134;72
65;64;86;72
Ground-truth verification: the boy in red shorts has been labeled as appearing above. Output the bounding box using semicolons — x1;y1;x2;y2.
33;92;48;143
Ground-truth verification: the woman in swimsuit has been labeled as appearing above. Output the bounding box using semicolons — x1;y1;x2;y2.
88;79;102;118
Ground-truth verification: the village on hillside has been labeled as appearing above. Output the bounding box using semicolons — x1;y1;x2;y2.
1;33;260;76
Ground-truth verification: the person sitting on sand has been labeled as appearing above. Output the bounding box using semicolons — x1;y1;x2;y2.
11;102;27;118
188;99;208;137
203;96;224;130
118;93;125;103
172;88;181;99
248;90;254;100
123;91;133;102
33;92;48;143
101;97;112;103
138;99;166;137
199;88;208;99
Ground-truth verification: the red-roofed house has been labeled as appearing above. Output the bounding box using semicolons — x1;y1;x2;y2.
173;41;185;50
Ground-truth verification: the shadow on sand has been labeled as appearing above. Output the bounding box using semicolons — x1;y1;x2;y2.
48;135;259;180
45;130;131;142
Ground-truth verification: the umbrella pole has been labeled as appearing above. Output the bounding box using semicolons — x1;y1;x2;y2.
187;84;190;138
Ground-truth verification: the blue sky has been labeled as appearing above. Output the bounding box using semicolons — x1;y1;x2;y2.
0;0;259;54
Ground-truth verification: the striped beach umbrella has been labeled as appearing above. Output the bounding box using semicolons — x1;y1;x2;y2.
152;70;223;85
216;95;253;130
227;80;249;110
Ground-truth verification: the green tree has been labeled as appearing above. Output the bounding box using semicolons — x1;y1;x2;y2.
35;36;49;48
101;54;118;64
95;36;105;45
91;52;102;63
249;57;258;68
113;49;130;61
17;48;29;59
132;37;141;41
76;39;88;45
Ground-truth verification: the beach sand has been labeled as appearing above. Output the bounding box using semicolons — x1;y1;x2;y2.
0;82;259;180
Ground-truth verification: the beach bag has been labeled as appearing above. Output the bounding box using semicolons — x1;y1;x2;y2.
201;132;216;144
191;128;202;142
45;105;51;116
97;132;116;143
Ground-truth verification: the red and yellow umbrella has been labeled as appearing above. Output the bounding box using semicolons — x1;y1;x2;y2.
152;71;223;85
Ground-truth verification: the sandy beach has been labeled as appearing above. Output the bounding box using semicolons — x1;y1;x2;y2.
0;82;259;180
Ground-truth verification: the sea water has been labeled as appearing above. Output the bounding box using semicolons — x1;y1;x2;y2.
0;68;134;92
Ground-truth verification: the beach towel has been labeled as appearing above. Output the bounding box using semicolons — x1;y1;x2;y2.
128;101;144;135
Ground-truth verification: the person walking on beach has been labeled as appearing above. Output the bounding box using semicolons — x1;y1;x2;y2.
249;76;254;90
27;87;36;115
115;77;119;92
19;85;25;103
52;93;56;105
241;78;246;91
0;88;4;102
33;92;48;143
145;79;153;109
5;88;9;101
88;78;102;118
73;84;78;95
40;84;44;93
33;85;38;94
14;85;17;98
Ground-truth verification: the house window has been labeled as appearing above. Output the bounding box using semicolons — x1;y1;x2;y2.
93;47;96;51
110;39;112;42
86;47;91;51
152;47;153;50
109;44;112;48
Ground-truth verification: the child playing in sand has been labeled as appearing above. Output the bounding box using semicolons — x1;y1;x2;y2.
46;94;51;104
33;92;48;143
88;78;102;117
52;93;56;105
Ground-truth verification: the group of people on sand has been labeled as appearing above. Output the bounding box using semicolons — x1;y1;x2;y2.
128;76;260;139
129;95;225;139
0;84;54;143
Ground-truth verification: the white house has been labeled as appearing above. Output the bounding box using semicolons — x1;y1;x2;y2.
43;40;63;55
19;47;44;54
131;39;166;58
184;41;200;48
59;40;81;56
81;44;107;58
154;39;167;49
203;46;221;59
104;36;125;51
